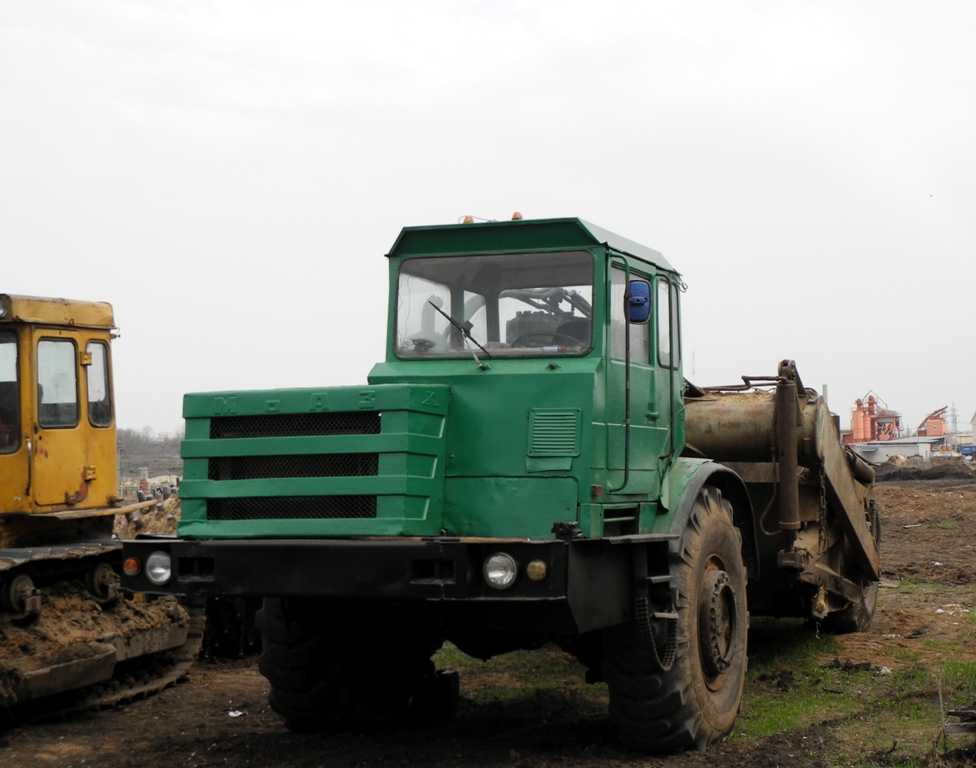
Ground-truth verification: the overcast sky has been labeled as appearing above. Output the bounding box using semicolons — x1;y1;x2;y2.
2;1;974;436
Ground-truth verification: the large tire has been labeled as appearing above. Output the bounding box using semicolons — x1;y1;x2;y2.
257;597;349;732
603;487;747;753
820;505;881;634
257;598;446;733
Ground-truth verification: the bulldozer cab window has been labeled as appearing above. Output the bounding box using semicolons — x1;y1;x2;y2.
0;332;20;453
37;339;79;429
396;251;593;358
609;267;649;364
86;341;112;427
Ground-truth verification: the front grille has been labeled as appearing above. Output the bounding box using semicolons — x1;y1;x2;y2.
207;496;377;521
210;412;381;439
208;453;378;481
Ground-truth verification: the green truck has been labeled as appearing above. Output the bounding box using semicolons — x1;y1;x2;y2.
121;216;880;753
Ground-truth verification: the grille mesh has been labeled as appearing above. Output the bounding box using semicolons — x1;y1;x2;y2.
210;412;380;439
207;496;377;520
205;411;384;522
208;453;378;481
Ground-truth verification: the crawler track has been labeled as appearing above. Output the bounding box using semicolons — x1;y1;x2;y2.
0;583;205;722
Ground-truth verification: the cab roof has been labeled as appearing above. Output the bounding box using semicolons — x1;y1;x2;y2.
387;217;676;273
0;294;115;329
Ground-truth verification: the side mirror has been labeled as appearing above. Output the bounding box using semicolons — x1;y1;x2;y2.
628;280;651;324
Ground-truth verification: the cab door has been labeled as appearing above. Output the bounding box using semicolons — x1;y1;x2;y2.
606;263;666;497
31;329;89;507
0;329;29;514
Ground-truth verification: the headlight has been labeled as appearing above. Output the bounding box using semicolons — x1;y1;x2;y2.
145;551;172;585
0;297;9;320
483;552;518;590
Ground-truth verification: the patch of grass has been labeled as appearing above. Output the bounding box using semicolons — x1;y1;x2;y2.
892;580;945;601
731;623;976;760
434;644;581;682
733;688;862;742
939;659;976;711
747;617;839;670
829;662;976;762
433;642;598;707
934;522;958;530
729;619;859;742
432;621;976;764
433;642;488;673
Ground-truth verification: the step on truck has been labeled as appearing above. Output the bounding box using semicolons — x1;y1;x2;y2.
121;216;880;753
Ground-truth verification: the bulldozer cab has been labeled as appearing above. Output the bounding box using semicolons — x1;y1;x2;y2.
0;294;118;520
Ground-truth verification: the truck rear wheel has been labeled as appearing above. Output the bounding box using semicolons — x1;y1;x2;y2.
257;598;447;732
603;487;747;753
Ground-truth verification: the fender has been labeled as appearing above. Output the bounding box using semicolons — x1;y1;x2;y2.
655;457;759;580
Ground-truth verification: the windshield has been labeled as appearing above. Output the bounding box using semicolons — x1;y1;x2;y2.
396;251;594;359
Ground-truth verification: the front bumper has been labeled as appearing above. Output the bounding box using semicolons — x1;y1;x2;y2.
121;535;671;634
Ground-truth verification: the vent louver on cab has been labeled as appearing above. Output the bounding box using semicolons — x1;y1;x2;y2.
527;408;581;457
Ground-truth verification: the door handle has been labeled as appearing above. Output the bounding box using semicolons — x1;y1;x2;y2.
25;435;32;495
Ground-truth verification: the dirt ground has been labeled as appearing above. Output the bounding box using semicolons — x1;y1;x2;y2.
5;464;976;767
834;470;976;676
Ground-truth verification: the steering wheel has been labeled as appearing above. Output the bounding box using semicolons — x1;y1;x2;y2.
510;333;583;348
408;337;436;352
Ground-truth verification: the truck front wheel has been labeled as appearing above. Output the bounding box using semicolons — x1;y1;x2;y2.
257;598;448;733
603;486;747;752
257;597;349;732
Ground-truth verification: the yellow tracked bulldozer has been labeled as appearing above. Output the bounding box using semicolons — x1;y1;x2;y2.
0;294;199;711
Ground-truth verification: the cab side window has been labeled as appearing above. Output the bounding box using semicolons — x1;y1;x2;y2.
38;339;79;428
87;341;112;427
656;278;681;369
669;281;681;368
0;332;20;453
610;267;650;364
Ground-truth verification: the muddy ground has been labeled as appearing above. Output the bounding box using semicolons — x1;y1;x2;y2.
5;467;976;767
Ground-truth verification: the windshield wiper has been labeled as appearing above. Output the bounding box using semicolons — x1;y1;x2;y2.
427;300;491;369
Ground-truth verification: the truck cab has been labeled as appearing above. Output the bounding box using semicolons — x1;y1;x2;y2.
368;218;687;539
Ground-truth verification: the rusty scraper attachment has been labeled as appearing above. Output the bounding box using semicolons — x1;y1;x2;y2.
688;359;881;625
